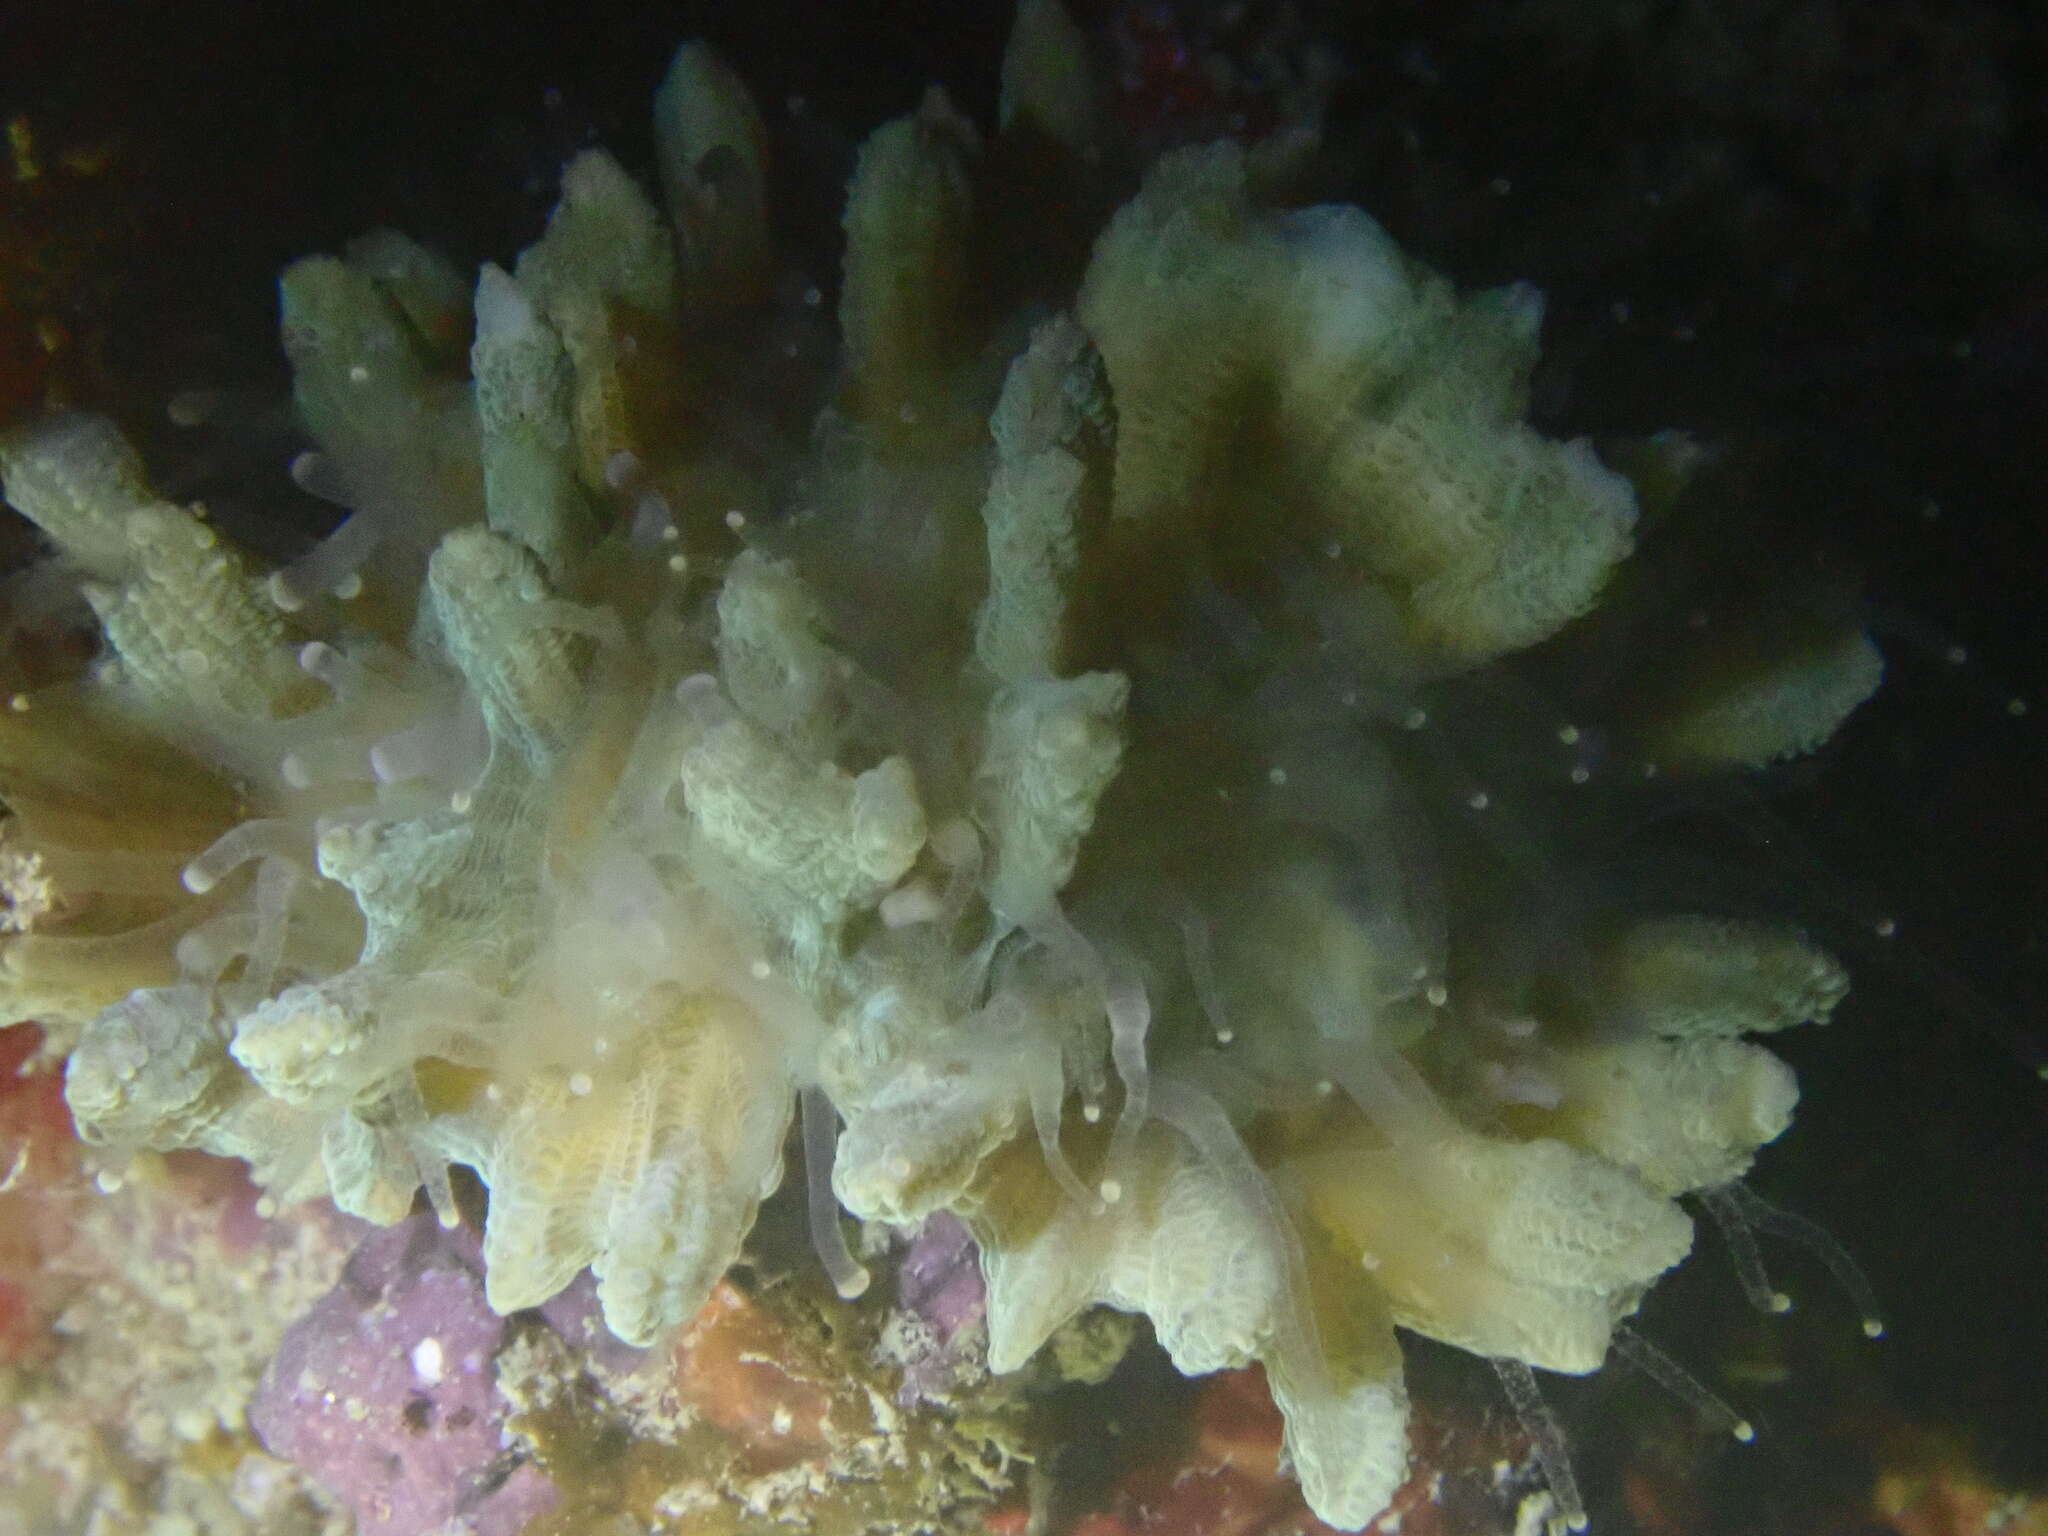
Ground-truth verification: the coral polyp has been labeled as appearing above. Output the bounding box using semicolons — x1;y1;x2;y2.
0;5;1885;1529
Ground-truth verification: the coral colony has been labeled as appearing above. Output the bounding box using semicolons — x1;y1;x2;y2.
0;2;1887;1530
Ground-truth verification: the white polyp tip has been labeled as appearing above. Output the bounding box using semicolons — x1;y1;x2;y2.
835;1266;873;1301
604;449;640;489
298;641;334;675
181;865;217;895
1098;1178;1122;1204
1081;1102;1102;1124
675;673;722;709
1732;1421;1756;1443
1862;1318;1887;1340
1567;1515;1590;1532
438;1207;462;1230
267;572;306;612
331;572;363;600
1426;983;1450;1008
568;1072;594;1097
1215;1029;1235;1045
1769;1292;1793;1314
281;755;313;790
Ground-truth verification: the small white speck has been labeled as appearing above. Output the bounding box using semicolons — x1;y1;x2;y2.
803;285;822;307
750;958;773;980
2008;698;2030;717
592;1036;611;1057
1557;724;1580;745
1467;790;1490;811
331;572;363;600
6;694;27;713
1267;766;1288;786
95;1169;124;1194
450;790;473;814
1874;917;1898;938
1947;644;1969;666
1403;707;1428;730
724;509;747;531
1488;175;1512;195
1098;1178;1123;1204
568;1072;594;1096
1426;982;1449;1008
411;1336;445;1385
1215;1028;1235;1045
347;363;370;384
1568;765;1591;785
1081;1101;1102;1123
770;1405;794;1435
667;553;688;573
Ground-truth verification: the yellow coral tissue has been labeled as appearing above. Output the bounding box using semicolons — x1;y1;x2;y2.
0;6;1895;1531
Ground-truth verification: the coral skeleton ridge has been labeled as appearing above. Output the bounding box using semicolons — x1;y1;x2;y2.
0;7;1882;1529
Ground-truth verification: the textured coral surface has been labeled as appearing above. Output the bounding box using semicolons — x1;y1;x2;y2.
0;3;1914;1531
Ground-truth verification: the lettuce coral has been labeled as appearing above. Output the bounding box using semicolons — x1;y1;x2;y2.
0;5;1883;1530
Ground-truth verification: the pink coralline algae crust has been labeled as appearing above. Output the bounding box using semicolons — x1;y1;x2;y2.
898;1211;987;1349
893;1211;991;1407
249;1212;557;1536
